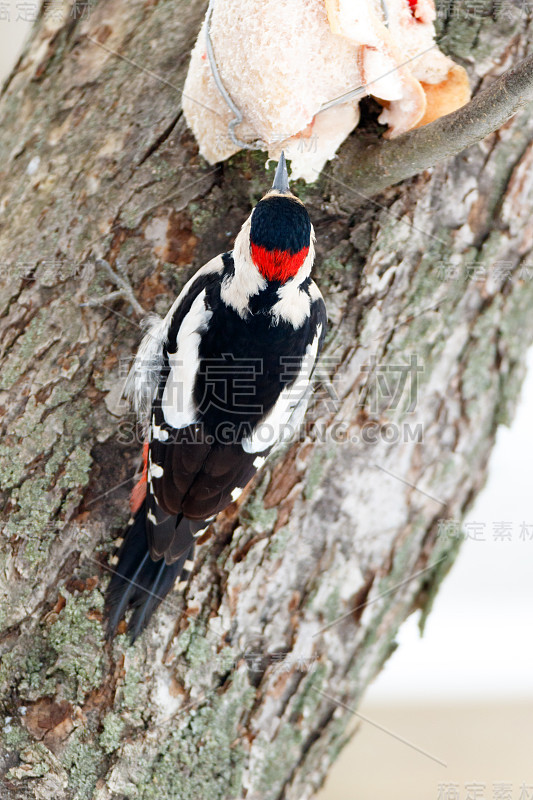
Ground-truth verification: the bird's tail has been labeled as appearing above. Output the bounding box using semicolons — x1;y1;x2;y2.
105;501;194;641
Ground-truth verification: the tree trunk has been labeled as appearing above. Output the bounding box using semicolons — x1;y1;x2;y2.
0;2;532;799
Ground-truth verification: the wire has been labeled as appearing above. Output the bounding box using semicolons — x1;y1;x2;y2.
205;0;392;150
205;0;267;150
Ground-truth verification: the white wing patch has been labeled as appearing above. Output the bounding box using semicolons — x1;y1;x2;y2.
125;256;224;426
148;463;164;480
161;289;212;429
242;324;322;453
151;417;169;442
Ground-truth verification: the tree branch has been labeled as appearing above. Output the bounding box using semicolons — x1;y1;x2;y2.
334;53;533;195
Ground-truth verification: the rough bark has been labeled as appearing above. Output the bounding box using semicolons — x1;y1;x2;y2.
0;1;532;799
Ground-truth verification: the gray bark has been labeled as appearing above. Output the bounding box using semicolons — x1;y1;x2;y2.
0;1;532;799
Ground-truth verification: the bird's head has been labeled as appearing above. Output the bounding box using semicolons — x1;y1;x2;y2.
248;152;313;284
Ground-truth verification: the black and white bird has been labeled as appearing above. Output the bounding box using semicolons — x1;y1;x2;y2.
106;153;327;640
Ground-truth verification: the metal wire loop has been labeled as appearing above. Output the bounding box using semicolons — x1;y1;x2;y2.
204;0;391;150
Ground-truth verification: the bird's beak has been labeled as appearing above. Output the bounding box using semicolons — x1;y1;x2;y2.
272;151;290;193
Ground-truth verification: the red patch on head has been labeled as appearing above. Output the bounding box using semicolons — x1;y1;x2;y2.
407;0;417;12
251;243;309;283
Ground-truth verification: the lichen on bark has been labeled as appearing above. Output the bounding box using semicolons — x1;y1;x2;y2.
0;1;533;799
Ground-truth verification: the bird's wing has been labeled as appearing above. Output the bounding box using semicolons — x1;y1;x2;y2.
150;426;259;518
146;275;327;563
130;255;226;563
241;288;327;453
146;426;260;563
125;254;226;426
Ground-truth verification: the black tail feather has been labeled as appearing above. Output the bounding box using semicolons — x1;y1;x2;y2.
105;501;194;641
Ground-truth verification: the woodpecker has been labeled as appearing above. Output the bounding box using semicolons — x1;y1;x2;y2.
105;153;327;640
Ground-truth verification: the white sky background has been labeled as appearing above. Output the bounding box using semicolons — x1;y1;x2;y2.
0;16;30;80
367;346;533;702
1;15;531;704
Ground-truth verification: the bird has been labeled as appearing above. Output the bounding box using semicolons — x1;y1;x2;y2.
105;153;327;640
